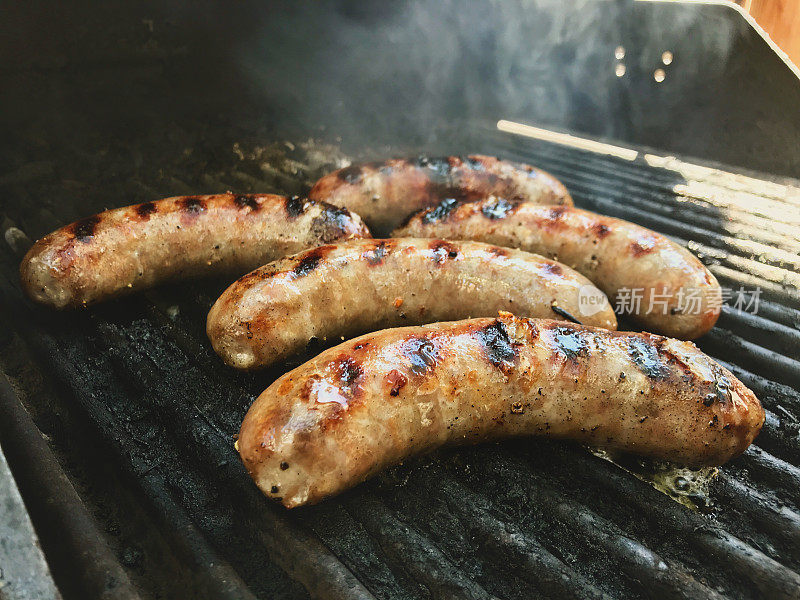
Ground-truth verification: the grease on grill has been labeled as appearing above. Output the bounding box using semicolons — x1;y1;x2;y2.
481;198;518;220
477;320;517;370
628;338;668;379
72;216;100;242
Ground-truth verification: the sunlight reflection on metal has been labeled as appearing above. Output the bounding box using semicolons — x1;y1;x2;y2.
496;120;639;161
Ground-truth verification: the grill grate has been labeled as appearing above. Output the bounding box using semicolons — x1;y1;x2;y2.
1;123;799;599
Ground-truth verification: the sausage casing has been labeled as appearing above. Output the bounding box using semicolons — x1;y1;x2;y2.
20;193;370;308
308;155;573;233
394;199;721;339
239;314;764;508
207;238;617;369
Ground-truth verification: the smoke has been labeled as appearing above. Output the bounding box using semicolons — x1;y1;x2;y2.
166;0;743;155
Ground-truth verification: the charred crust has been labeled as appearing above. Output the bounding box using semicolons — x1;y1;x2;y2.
476;320;518;371
72;216;100;242
135;202;157;218
550;325;590;361
279;462;289;470
335;357;363;394
429;240;460;264
413;155;453;181
233;194;260;211
336;165;363;184
464;156;486;171
313;205;355;243
285;196;307;218
422;198;461;224
541;262;563;276
592;223;612;239
364;239;395;266
489;246;510;258
630;240;655;257
481;198;519;220
181;196;206;214
292;246;331;278
402;337;439;376
627;338;668;380
548;205;568;220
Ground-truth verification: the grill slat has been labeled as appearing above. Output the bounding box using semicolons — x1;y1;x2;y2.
3;125;800;599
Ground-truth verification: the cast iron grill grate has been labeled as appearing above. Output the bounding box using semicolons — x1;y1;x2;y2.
1;125;799;600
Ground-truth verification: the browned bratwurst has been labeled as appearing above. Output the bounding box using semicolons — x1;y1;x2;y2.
239;314;764;508
308;155;572;233
20;193;370;309
207;238;616;369
394;199;721;339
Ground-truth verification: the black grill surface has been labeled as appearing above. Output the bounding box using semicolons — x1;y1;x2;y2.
1;120;799;600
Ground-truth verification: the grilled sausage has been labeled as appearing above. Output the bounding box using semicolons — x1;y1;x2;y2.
239;314;764;508
20;193;370;309
208;238;616;370
308;155;572;234
394;199;721;339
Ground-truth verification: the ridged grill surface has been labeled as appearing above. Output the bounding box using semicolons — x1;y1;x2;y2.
1;123;799;600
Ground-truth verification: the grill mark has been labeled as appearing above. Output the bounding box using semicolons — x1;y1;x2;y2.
481;198;519;220
285;196;307;218
337;165;363;184
628;338;669;380
550;326;590;361
313;205;355;243
72;216;100;242
181;196;206;214
364;240;394;266
476;320;518;371
135;202;157;218
402;337;439;376
413;156;454;182
336;357;363;395
429;240;460;264
593;223;612;239
233;194;260;211
541;262;563;276
292;246;331;278
422;198;461;224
